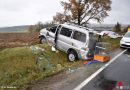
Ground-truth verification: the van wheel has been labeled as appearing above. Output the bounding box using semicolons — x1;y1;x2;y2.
40;37;47;44
68;51;77;62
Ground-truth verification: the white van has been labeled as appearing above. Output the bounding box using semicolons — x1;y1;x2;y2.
39;23;96;61
120;31;130;48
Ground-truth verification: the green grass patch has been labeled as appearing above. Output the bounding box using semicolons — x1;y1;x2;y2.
102;36;121;50
0;45;82;89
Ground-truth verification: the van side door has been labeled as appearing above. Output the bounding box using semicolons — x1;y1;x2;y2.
57;27;73;52
47;26;57;45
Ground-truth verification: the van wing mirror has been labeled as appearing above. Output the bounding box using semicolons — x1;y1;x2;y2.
46;32;49;36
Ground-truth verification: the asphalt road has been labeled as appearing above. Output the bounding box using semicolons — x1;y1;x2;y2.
76;49;130;90
29;49;127;90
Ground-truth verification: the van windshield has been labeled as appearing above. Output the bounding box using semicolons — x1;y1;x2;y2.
124;32;130;37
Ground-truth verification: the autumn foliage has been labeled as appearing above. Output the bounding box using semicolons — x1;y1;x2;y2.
53;0;111;25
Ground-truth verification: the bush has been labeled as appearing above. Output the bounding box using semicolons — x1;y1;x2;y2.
113;22;121;32
28;21;55;32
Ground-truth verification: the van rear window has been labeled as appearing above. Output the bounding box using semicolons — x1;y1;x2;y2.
73;31;86;43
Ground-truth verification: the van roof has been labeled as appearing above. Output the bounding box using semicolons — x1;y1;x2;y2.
60;23;94;33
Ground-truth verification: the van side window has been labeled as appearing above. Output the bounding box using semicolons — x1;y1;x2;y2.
49;26;57;33
73;31;86;42
60;27;72;37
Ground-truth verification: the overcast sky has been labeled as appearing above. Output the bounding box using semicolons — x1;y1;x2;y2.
0;0;130;27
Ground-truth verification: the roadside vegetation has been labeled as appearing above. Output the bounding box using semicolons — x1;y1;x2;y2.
0;35;121;89
102;36;121;50
28;22;55;33
113;22;130;34
0;44;82;89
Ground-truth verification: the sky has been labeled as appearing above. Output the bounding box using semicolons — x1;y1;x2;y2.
0;0;130;27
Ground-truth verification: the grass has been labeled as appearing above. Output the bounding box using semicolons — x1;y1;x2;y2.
0;45;82;90
102;36;121;50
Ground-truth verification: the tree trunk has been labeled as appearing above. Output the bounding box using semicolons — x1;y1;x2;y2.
78;9;81;25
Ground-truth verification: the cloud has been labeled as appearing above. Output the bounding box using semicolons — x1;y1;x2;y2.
0;0;31;12
103;0;130;24
0;0;62;27
0;0;130;27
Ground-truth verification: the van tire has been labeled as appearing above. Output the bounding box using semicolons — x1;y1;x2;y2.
40;37;47;44
67;51;77;62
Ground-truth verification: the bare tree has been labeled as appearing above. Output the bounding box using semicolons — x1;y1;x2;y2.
53;0;111;25
28;22;44;32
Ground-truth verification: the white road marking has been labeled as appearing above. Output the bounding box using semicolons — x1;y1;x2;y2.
73;49;127;90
